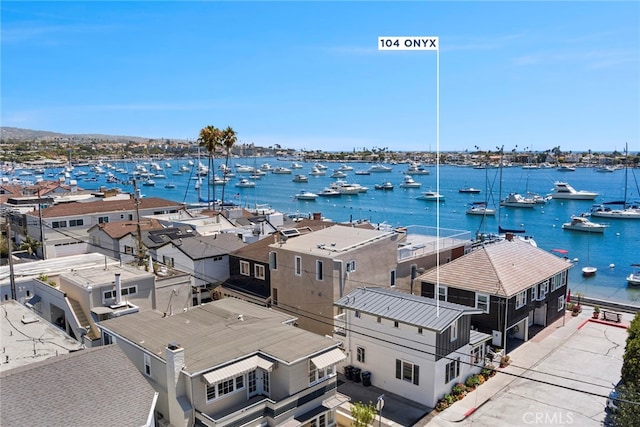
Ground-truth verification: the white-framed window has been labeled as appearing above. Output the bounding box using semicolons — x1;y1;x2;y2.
295;256;302;276
308;360;334;385
551;274;562;291
390;269;396;287
206;374;245;402
263;370;270;393
69;219;84;227
531;285;538;301
437;285;447;301
162;256;174;268
254;264;265;280
306;412;331;427
540;281;549;298
395;359;419;385
558;295;565;312
476;293;489;313
269;251;277;270
471;346;483;365
98;216;109;224
240;260;250;276
516;290;527;309
346;260;357;273
445;358;460;383
357;346;366;363
144;353;151;377
316;260;324;281
562;270;567;285
450;319;458;342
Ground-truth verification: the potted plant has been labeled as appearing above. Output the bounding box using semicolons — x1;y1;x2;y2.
593;305;601;319
500;355;511;368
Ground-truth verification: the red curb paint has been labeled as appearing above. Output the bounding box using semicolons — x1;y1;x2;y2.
588;318;629;329
578;319;590;329
464;407;477;417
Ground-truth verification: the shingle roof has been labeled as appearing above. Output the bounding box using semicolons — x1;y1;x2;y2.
417;239;573;297
31;196;183;218
98;298;339;373
335;287;482;332
92;218;163;239
0;345;157;427
171;233;247;260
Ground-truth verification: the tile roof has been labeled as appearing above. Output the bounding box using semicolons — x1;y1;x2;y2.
31;196;183;218
99;298;339;374
335;287;482;332
0;345;157;427
92;218;164;239
417;239;573;297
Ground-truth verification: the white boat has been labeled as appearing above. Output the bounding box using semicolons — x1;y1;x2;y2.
330;180;360;195
595;166;616;173
291;162;304;169
338;163;354;171
557;165;576;172
164;183;176;189
211;176;229;186
235;178;256;188
236;165;255;173
309;167;326;176
416;191;444;201
500;193;536;208
374;182;394;191
582;266;597;277
142;179;156;187
330;170;347;178
562;215;608;233
627;264;640;287
295;190;318;200
313;163;328;170
318;187;341;197
369;163;393;173
293;174;309;183
354;169;371;176
548;182;598;200
260;163;273;171
466;202;495;216
399;175;421;188
590;145;640;220
459;186;481;194
406;164;431;175
272;167;292;174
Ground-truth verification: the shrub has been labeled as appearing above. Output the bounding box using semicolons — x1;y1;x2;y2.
465;375;480;389
444;394;455;404
452;383;467;396
435;399;449;411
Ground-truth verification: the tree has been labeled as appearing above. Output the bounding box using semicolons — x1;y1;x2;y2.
350;401;377;427
198;125;222;209
219;126;237;209
18;235;42;258
615;312;640;426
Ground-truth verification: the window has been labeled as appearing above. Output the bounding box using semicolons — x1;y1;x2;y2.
445;358;460;383
437;285;447;301
144;353;151;376
558;295;565;312
213;256;222;261
263;371;270;393
124;245;134;255
308;360;333;385
531;285;538;302
357;346;366;363
417;327;423;334
476;293;489;313
103;285;137;302
98;216;109;224
239;260;250;276
540;281;549;298
269;251;277;270
69;219;84;227
272;288;278;306
516;290;527;309
394;321;399;328
316;260;324;281
295;256;302;276
450;319;458;342
52;221;67;228
26;290;31;297
162;256;174;268
390;270;396;287
377;316;382;324
255;264;265;280
395;359;419;385
355;310;361;319
551;274;562;291
471;346;483;365
346;260;357;273
206;374;245;401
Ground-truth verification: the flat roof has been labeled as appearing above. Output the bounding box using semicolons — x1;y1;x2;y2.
0;253;120;284
61;264;153;290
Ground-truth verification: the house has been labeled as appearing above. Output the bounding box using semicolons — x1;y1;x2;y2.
87;217;164;263
268;225;400;336
98;298;349;427
19;196;183;259
417;238;572;349
0;344;158;427
334;288;491;408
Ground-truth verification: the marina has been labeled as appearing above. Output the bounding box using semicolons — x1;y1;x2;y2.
3;157;640;304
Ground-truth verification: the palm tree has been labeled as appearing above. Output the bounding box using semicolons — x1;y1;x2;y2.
198;125;222;209
220;126;237;208
19;235;42;258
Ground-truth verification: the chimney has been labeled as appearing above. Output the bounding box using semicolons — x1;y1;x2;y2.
505;233;514;241
313;212;321;221
165;342;188;427
115;273;122;305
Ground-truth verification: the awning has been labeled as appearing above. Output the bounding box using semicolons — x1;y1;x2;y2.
203;355;274;385
91;306;114;315
310;348;346;370
25;295;41;308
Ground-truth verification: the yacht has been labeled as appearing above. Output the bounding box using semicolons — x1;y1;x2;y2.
369;164;393;173
235;178;256;188
562;215;608;233
338;164;354;171
548;182;598;200
330;180;360;195
294;190;319;201
272;167;292;174
416;191;444;201
459;186;481;194
330;170;347;178
627;264;640;287
291;162;304;169
399;175;421;188
405;164;431;175
318;187;341;197
293;174;309;183
374;182;394;191
309;167;326;176
557;165;576;172
466;202;495;216
500;193;536;208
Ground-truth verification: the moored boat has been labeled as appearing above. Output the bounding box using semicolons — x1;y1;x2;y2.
548;182;598;200
500;193;536;208
294;190;318;200
399;175;421;188
466;202;495;216
459;186;481;194
374;182;394;191
562;215;608;233
627;264;640;287
416;191;444;201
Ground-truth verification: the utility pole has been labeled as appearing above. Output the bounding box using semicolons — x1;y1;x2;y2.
37;185;47;259
6;222;16;300
133;180;144;266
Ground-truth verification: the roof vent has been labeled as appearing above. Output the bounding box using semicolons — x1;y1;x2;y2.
167;342;181;350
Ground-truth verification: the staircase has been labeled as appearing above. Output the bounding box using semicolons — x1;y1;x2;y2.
67;298;99;340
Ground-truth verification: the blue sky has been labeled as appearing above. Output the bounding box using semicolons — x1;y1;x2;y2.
2;1;638;153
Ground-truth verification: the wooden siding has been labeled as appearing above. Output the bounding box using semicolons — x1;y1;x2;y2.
435;316;471;361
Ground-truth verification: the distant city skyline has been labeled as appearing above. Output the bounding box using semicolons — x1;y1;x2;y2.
1;2;638;154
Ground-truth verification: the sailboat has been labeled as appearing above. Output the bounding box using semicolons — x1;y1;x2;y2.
496;146;527;235
582;232;597;277
590;143;640;219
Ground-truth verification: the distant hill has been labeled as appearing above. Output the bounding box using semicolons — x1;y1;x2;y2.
0;127;183;143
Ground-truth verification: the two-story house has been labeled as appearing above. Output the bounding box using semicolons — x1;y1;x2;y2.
87;218;163;263
334;287;490;408
418;238;572;350
98;298;349;427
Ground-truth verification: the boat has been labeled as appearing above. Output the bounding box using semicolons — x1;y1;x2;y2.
416;191;444;201
313;163;328;170
272;167;292;174
211;176;229;186
330;170;347;178
374;182;394;191
582;266;597;277
236;165;255;173
627;264;640;287
330;180;360;195
557;165;576;172
548;182;598;200
294;190;318;200
338;164;354;171
309;167;326;176
260;163;273;171
500;193;536;208
590;144;640;220
562;215;608;233
318;187;341;197
459;186;481;194
595;166;616;173
399;175;421;188
354;169;371;176
164;183;176;189
368;164;393;173
291;162;303;169
235;178;256;188
466;202;495;216
142;179;156;187
405;164;431;175
293;174;309;183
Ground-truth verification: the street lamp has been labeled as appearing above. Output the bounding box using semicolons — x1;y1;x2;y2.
376;394;385;427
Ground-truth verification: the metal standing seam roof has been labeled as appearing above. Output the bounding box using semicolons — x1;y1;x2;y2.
416;239;573;297
335;287;482;333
